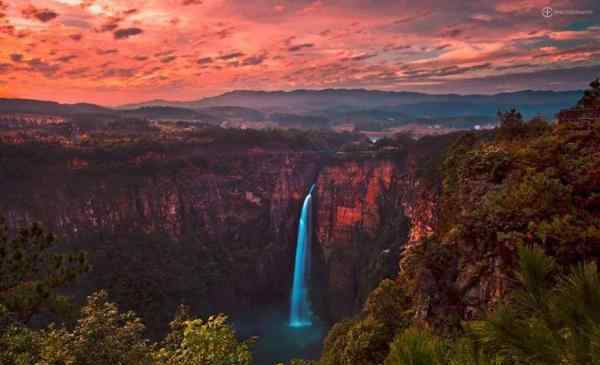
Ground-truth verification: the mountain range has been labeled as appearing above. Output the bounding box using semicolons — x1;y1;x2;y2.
0;89;583;130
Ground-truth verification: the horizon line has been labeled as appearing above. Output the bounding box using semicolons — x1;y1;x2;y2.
0;87;584;109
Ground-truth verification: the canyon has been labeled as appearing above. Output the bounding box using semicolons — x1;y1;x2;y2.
0;129;455;334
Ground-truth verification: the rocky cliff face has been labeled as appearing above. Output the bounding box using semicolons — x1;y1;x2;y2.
0;133;454;330
1;146;324;332
401;102;600;328
313;147;441;320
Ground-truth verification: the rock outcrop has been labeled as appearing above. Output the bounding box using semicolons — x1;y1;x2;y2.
313;142;444;320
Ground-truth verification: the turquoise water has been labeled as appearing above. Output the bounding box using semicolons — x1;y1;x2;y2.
232;304;327;365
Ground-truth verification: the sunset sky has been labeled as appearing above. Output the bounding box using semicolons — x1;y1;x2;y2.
1;0;599;105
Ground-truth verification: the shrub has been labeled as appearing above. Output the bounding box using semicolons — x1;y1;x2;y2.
153;312;254;365
384;327;446;365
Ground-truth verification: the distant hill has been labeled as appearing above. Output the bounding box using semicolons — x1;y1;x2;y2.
0;89;584;131
0;100;220;124
151;89;581;111
0;98;113;115
118;99;195;110
198;106;265;122
120;89;583;126
121;106;220;123
270;113;331;129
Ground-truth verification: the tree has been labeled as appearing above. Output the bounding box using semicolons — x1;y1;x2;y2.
319;280;413;365
0;216;89;323
525;115;550;137
384;327;445;365
39;290;154;365
577;78;600;108
496;109;525;140
0;291;153;365
341;317;393;365
468;245;600;365
363;279;412;331
319;319;356;365
0;320;41;365
153;312;254;365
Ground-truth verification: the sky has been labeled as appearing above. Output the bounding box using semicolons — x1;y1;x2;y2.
0;0;599;105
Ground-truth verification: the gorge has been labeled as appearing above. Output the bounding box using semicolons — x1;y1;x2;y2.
0;126;453;363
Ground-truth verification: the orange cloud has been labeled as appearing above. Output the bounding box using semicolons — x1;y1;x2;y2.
0;0;597;105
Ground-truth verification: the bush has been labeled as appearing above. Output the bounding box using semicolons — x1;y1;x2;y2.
384;327;446;365
153;312;254;365
468;246;600;365
363;279;411;329
39;290;154;365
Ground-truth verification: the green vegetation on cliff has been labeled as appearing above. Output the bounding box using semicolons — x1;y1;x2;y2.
310;79;600;365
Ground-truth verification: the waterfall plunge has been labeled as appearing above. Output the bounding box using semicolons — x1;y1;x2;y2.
289;184;315;327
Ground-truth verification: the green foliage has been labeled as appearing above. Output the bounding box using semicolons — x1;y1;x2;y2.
478;171;571;221
319;319;356;365
0;290;253;365
316;90;600;365
496;110;551;141
363;279;412;329
397;237;456;308
319;317;393;365
468;246;600;365
0;323;41;365
0;229;249;365
0;291;152;365
334;247;600;365
320;281;413;365
525;115;551;138
384;327;446;365
39;290;153;365
0;217;89;323
153;313;254;365
319;91;600;365
496;109;525;141
436;104;600;269
341;317;392;365
443;336;506;365
438;132;483;234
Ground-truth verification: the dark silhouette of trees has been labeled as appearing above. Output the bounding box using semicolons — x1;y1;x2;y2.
496;108;525;140
577;78;600;108
0;216;89;323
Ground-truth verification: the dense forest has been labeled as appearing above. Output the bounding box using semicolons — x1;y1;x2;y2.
1;79;599;365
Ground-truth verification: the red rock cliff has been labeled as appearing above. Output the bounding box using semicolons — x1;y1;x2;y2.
313;150;439;319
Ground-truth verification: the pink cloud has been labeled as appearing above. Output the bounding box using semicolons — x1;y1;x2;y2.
0;0;597;104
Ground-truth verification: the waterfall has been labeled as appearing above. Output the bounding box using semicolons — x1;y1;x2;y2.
289;184;315;327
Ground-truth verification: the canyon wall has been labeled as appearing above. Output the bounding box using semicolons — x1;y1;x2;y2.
313;150;439;320
1;148;322;332
0;134;454;330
